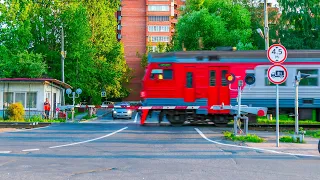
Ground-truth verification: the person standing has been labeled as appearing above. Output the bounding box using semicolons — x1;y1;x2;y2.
44;98;51;119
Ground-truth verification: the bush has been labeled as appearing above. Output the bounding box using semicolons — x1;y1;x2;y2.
279;136;305;143
223;131;265;143
6;103;25;121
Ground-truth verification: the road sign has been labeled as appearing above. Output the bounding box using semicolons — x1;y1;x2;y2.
101;91;106;97
268;65;288;84
267;44;287;64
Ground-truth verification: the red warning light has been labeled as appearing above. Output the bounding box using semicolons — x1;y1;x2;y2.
225;73;236;84
257;109;265;117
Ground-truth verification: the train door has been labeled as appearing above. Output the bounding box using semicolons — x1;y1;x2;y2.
184;66;195;102
208;67;230;114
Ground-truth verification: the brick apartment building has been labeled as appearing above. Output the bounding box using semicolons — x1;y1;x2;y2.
116;0;186;101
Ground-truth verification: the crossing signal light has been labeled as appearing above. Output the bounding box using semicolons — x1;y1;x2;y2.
225;73;236;84
245;74;255;85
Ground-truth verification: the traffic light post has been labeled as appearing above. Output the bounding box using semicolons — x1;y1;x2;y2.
212;73;268;136
294;71;310;139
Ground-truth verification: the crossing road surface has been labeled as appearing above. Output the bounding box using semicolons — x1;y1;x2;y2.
0;119;319;180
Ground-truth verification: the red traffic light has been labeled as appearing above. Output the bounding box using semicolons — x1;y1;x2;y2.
225;73;236;84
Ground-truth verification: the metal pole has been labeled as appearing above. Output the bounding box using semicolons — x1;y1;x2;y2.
234;85;242;136
276;84;279;147
61;26;65;106
72;92;75;121
295;81;299;135
264;0;269;50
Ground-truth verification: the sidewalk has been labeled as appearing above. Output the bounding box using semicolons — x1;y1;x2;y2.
75;109;112;122
245;131;320;156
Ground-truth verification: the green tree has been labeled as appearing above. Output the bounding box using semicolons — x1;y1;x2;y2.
278;0;320;49
174;0;253;51
0;0;47;77
0;0;130;104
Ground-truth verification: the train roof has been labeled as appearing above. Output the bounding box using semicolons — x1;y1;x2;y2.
148;50;320;63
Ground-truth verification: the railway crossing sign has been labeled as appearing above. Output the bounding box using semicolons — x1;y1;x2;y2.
267;65;288;84
267;44;287;64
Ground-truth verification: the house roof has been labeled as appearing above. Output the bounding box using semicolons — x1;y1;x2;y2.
0;78;72;89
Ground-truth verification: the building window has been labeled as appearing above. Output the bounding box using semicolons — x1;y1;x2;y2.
15;92;26;107
265;69;286;86
148;16;170;21
163;69;173;79
149;36;170;42
148;5;169;11
148;46;158;52
27;92;37;108
186;72;193;88
209;70;216;86
298;69;318;86
148;25;170;32
3;92;13;108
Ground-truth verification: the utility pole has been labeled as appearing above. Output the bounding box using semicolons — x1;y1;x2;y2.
61;26;65;106
264;0;269;50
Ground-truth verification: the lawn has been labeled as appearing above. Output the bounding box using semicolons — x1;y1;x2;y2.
256;114;320;125
223;131;265;143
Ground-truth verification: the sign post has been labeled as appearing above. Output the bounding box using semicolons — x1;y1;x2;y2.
267;44;288;147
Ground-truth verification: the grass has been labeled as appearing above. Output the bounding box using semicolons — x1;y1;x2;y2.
256;114;320;125
279;136;306;143
223;131;265;143
80;114;97;120
305;130;320;138
256;119;320;125
284;129;320;139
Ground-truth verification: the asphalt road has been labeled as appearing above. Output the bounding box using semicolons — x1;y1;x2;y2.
0;112;319;180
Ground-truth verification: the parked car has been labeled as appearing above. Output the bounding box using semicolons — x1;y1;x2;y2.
112;103;133;119
102;101;114;106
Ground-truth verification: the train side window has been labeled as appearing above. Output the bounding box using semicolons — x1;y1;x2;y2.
221;70;228;86
297;69;318;86
186;72;193;88
150;69;163;80
163;69;173;80
209;70;216;86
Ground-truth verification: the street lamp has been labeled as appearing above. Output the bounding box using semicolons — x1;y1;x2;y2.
66;88;82;121
294;71;310;135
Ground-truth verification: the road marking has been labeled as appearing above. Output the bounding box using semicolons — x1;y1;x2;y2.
13;125;52;132
49;127;128;149
195;128;320;158
22;149;39;152
134;113;138;123
0;151;11;154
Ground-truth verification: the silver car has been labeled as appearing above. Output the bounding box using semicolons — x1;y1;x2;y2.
112;103;133;119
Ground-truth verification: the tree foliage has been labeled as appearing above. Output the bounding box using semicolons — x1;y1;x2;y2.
0;0;130;104
174;0;253;51
278;0;320;49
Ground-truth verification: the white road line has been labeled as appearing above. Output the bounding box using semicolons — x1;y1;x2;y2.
22;149;39;152
49;127;128;149
134;113;138;123
13;125;51;132
0;151;11;154
195;128;320;158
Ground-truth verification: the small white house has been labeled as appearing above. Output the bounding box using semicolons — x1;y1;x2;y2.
0;78;72;119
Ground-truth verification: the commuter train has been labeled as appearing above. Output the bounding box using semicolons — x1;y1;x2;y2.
140;50;320;125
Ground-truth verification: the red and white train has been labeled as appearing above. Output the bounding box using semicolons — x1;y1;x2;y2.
139;50;320;125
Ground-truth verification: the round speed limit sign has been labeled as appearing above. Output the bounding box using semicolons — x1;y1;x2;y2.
267;44;287;64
